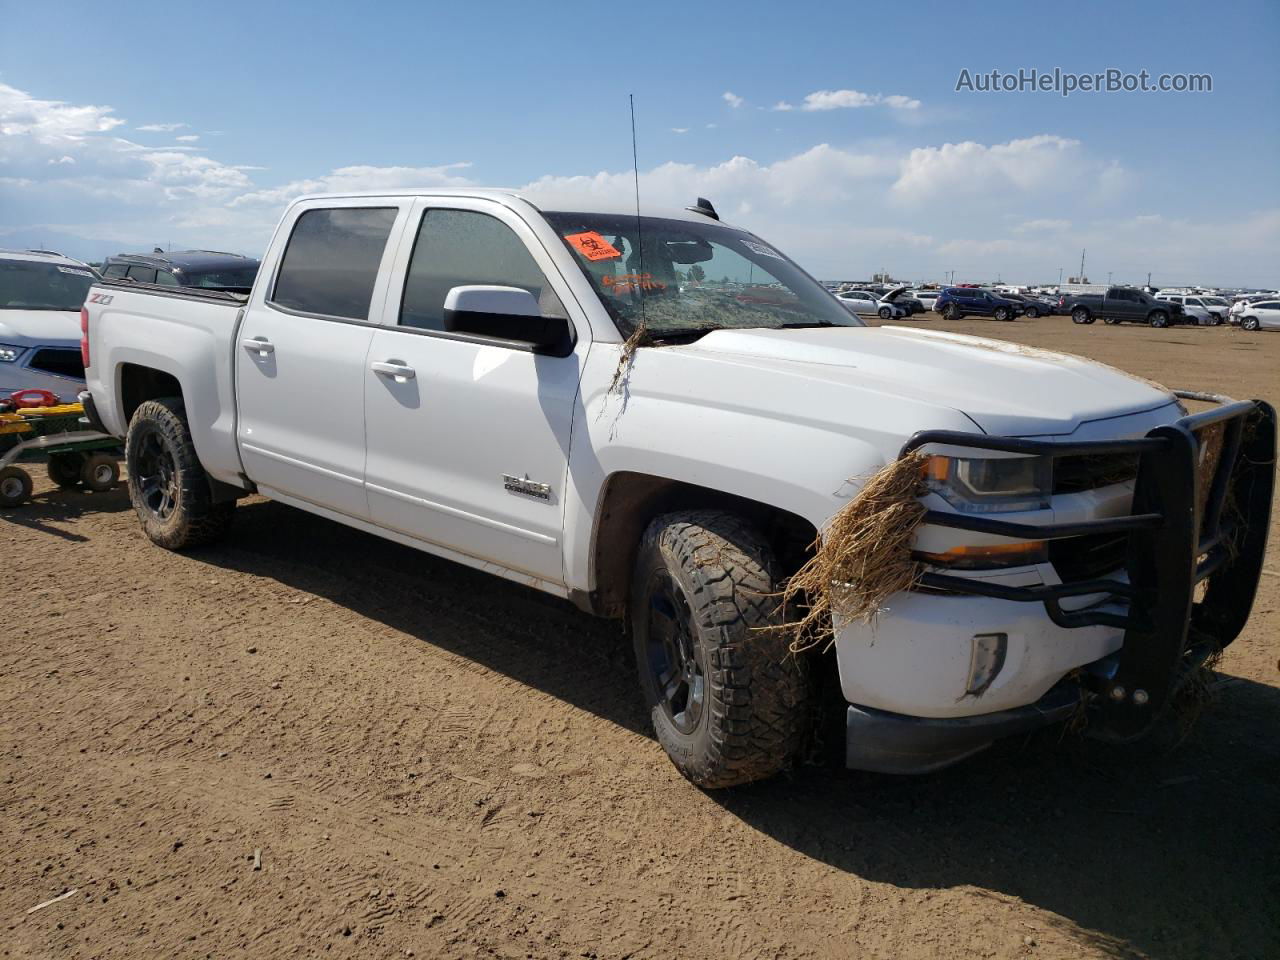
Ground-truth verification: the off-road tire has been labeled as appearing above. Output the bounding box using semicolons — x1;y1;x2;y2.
1148;311;1170;328
80;452;120;492
46;452;85;489
630;510;811;788
0;466;33;507
1071;307;1091;324
1242;316;1260;331
126;397;234;550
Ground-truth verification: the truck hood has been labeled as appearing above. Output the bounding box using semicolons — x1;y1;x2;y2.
0;309;81;345
682;325;1176;436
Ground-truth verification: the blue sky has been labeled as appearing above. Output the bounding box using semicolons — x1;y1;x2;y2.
2;0;1277;285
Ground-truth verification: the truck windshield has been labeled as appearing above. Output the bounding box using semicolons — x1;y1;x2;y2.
543;212;861;339
0;259;96;311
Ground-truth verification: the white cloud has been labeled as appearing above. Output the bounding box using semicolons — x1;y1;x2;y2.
136;122;188;132
881;94;922;110
174;134;200;143
722;91;744;109
0;82;124;143
891;134;1086;203
671;127;689;134
48;155;76;165
770;101;795;112
799;89;921;111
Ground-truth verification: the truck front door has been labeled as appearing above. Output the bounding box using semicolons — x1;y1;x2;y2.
362;199;585;585
235;201;410;519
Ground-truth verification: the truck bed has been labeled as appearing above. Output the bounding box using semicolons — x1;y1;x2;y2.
84;279;248;488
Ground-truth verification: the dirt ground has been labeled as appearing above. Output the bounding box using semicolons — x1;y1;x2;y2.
2;315;1277;960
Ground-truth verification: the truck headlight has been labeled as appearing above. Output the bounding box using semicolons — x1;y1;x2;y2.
0;344;25;363
925;455;1051;513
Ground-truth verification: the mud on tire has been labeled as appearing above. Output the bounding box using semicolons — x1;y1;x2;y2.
630;510;811;788
126;397;234;550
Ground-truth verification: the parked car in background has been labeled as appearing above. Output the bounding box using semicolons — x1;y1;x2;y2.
1004;293;1057;318
934;286;1025;321
1154;294;1222;326
836;289;908;319
1229;294;1275;324
100;250;260;291
1194;296;1233;323
883;286;925;316
1061;286;1188;327
1236;299;1280;331
908;289;941;311
0;250;96;399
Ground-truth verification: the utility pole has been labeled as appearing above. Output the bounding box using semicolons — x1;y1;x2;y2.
1079;248;1087;282
1108;271;1113;285
1147;271;1152;288
1058;267;1063;286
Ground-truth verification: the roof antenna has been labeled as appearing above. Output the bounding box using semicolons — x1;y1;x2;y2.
629;95;648;338
609;95;648;396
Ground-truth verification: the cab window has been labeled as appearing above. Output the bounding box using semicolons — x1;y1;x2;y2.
271;207;398;321
399;208;565;332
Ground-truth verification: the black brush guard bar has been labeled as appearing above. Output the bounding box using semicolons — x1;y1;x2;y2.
900;392;1276;740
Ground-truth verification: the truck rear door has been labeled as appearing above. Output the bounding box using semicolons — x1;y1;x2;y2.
361;198;586;584
235;199;411;519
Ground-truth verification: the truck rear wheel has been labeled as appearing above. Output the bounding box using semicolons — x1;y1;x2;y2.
630;510;811;788
125;398;234;550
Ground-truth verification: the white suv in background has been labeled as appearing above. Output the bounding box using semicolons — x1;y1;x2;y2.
0;250;97;400
1154;293;1221;326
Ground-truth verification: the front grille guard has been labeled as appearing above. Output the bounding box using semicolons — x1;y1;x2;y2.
900;392;1276;739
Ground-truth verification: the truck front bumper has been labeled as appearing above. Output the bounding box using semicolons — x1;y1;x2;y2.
841;391;1275;772
847;681;1081;774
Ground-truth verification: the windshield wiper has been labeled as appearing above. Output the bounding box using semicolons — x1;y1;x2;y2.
774;320;834;328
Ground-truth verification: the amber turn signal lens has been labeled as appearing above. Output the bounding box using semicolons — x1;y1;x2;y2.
917;541;1048;570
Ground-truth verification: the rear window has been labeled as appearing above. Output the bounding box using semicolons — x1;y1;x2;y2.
183;265;259;289
271;207;398;320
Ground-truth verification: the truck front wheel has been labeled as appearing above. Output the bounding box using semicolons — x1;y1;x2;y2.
1071;307;1091;324
1148;311;1170;328
630;510;810;788
125;398;234;550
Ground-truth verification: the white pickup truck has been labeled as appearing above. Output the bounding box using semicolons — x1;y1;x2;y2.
81;190;1275;785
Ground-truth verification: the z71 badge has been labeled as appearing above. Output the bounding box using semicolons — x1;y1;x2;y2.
503;474;552;501
87;292;114;305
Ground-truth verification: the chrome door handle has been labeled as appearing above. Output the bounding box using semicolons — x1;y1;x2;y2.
371;360;416;381
241;337;274;356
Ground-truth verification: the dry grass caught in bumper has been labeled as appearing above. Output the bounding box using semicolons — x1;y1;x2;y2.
778;452;930;654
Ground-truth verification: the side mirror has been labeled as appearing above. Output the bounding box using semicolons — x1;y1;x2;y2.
442;285;571;354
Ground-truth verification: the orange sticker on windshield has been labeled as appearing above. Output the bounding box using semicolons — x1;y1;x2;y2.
565;231;621;261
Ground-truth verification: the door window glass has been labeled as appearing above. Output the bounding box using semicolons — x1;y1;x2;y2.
400;209;564;331
126;265;157;283
271;207;398;320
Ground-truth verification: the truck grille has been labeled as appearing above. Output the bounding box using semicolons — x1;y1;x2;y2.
1053;453;1139;493
1049;532;1128;582
27;348;85;379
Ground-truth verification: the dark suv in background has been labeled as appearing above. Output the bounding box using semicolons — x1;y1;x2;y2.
934;286;1025;321
100;250;259;291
